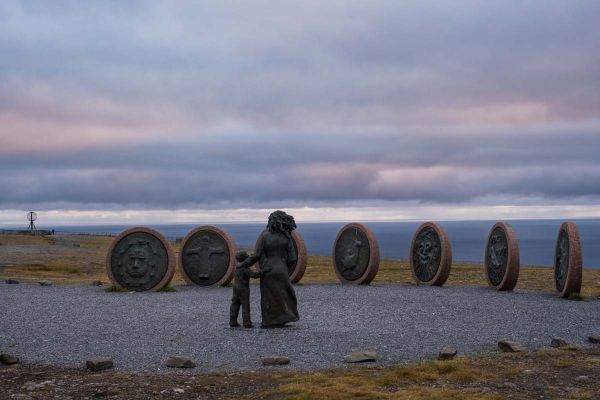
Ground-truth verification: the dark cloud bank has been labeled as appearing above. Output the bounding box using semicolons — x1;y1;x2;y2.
0;1;599;214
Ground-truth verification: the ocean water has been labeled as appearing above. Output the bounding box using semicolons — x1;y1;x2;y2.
48;219;600;269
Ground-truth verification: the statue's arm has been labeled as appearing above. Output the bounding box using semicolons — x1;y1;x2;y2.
246;268;262;279
185;246;199;255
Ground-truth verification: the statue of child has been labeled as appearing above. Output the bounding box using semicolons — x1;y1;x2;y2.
229;250;261;328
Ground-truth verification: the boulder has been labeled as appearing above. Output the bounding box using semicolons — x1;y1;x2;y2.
344;351;377;363
92;281;103;287
550;338;568;348
38;280;53;286
437;347;458;360
86;358;114;372
166;356;196;368
262;356;290;366
588;336;600;344
0;353;19;365
497;341;527;353
5;279;19;284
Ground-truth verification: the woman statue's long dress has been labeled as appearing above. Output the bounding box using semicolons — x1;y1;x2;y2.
242;211;299;328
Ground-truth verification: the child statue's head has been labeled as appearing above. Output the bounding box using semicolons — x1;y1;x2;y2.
235;250;249;263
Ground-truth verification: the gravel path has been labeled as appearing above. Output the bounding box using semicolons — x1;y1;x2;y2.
1;283;599;373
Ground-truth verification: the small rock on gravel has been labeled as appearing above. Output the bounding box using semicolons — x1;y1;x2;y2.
438;347;458;360
575;375;590;383
86;357;114;371
498;341;527;353
0;353;19;365
92;281;103;286
344;351;377;363
166;356;196;368
5;279;19;284
262;356;290;366
173;388;185;394
550;338;568;348
588;336;600;344
38;280;53;286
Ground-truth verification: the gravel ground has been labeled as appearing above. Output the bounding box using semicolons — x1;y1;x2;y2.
1;283;599;373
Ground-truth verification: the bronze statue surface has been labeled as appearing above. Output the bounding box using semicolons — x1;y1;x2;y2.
240;211;299;328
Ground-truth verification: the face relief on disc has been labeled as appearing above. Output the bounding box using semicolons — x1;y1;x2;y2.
106;227;175;291
410;222;452;286
179;226;236;287
332;223;380;284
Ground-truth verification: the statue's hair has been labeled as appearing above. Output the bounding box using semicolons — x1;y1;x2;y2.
267;210;296;235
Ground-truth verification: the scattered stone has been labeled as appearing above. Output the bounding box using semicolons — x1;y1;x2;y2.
166;356;196;368
437;347;457;360
5;279;19;284
588;336;600;344
38;280;53;286
498;341;527;353
0;353;19;365
86;357;114;372
575;375;590;383
92;281;103;287
502;382;518;389
173;388;185;394
261;356;291;366
344;351;377;363
550;338;568;348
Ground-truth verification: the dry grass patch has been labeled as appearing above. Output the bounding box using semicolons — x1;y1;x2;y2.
270;348;600;400
273;358;502;400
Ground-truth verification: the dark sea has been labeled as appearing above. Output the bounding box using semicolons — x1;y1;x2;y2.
45;219;600;269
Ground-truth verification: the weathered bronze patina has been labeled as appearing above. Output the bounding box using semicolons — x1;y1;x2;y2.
554;222;582;298
256;229;307;283
332;223;380;284
485;222;519;291
179;226;236;287
410;222;452;286
240;210;299;328
106;227;175;291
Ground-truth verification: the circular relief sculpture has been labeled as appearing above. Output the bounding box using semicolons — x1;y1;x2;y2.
179;226;236;287
332;223;380;284
257;230;307;283
484;222;520;291
410;222;452;286
554;222;582;298
106;227;175;291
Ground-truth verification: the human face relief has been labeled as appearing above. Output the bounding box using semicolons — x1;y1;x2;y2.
417;231;438;267
126;245;151;278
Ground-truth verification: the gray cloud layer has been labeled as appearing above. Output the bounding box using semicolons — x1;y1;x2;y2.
0;1;599;212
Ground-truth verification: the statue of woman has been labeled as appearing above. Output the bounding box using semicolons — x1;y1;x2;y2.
241;210;299;328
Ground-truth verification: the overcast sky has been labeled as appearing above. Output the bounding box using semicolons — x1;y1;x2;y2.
1;1;599;225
